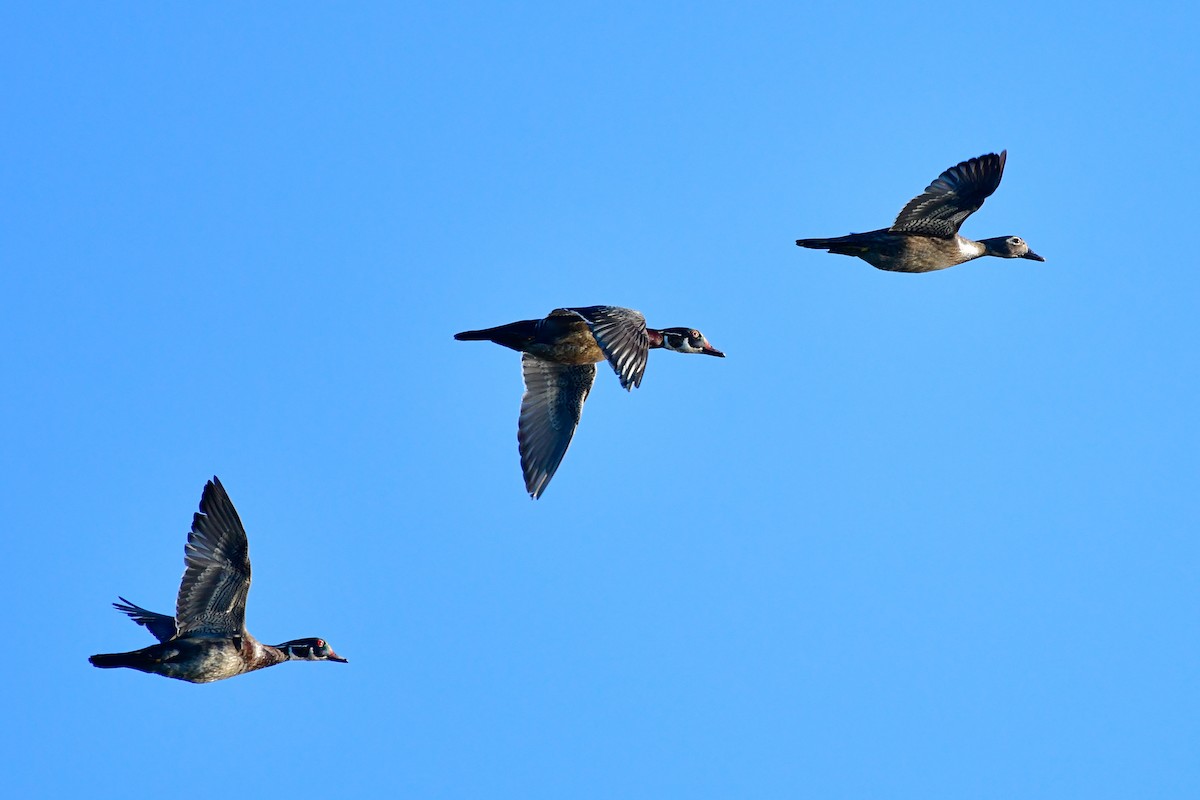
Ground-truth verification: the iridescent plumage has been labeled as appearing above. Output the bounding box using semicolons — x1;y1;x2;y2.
455;306;724;498
89;478;347;683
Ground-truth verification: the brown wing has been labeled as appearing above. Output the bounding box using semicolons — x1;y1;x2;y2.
175;477;252;637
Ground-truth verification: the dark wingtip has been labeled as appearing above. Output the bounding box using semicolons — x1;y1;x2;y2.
200;476;227;510
526;475;549;500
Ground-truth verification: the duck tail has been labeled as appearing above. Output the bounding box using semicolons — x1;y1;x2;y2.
89;652;138;670
453;320;539;352
795;237;838;250
796;235;874;257
453;328;501;341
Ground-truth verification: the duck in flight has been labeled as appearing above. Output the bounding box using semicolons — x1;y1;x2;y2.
89;477;347;683
455;306;724;499
796;151;1044;272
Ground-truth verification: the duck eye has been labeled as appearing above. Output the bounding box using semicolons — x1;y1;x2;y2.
690;330;699;338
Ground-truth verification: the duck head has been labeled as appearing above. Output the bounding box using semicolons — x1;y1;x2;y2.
276;638;349;663
981;236;1044;261
650;327;725;357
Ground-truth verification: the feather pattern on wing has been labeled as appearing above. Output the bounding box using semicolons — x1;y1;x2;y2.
565;306;650;390
518;356;597;498
175;477;252;637
890;151;1007;237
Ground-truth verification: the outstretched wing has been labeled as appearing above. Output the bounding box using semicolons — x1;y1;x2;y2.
565;306;650;390
890;151;1007;238
112;597;177;643
175;477;252;637
518;355;597;499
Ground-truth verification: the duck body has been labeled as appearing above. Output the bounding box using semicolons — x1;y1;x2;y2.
89;478;347;683
796;229;989;273
455;313;606;365
89;633;279;684
796;151;1044;272
455;306;724;498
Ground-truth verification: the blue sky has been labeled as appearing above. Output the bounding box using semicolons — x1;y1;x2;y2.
3;3;1197;797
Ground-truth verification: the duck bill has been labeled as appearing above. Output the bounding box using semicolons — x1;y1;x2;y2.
702;343;725;357
328;652;349;663
1021;250;1046;262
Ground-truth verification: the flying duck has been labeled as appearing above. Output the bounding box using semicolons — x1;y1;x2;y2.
454;305;724;498
89;477;347;683
795;151;1044;272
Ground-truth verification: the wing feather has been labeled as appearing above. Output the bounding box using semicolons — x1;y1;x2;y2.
565;306;649;390
112;597;177;643
174;477;252;637
518;356;596;499
890;151;1007;237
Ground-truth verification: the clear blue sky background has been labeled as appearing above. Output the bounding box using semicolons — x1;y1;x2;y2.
3;3;1197;798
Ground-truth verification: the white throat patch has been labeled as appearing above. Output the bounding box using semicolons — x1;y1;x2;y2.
957;237;985;258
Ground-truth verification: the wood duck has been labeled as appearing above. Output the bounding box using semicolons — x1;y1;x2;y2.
454;305;724;499
89;477;347;683
795;151;1044;272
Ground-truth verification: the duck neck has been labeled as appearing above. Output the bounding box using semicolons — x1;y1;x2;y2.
646;328;665;349
266;641;308;663
973;237;1004;258
242;636;289;671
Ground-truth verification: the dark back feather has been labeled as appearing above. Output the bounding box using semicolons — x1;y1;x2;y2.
112;597;177;643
